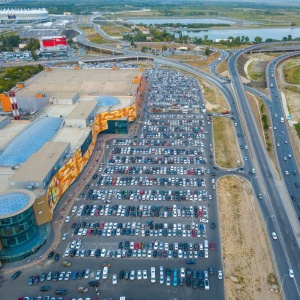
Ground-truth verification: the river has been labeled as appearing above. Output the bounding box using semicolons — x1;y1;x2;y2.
175;27;300;42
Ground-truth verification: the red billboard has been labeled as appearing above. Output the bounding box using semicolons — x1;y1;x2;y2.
41;36;67;48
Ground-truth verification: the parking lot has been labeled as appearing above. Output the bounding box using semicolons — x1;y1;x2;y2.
8;69;224;300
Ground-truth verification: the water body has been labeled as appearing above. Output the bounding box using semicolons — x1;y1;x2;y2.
174;27;300;41
129;18;236;25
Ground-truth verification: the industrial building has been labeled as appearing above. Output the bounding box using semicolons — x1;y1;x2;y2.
0;8;49;22
65;100;98;128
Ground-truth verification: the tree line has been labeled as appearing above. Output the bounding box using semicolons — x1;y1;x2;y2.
0;65;44;93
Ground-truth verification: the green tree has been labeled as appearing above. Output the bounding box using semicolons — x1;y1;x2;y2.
254;36;262;43
204;47;210;56
162;45;167;51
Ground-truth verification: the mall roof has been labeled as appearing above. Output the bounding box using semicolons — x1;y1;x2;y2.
0;190;35;218
96;95;120;107
66;100;98;120
10;141;69;184
0;117;62;166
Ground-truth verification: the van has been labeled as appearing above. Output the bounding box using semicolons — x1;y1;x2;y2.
102;267;108;279
151;267;156;283
204;240;208;250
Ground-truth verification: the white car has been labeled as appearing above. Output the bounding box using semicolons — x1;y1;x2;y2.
200;218;209;223
112;274;117;284
166;276;171;286
289;269;294;278
72;206;77;213
84;269;90;279
285;171;289;175
143;270;147;280
272;232;278;240
180;267;185;278
61;233;68;240
137;270;142;280
65;216;71;222
95;270;101;280
218;270;223;280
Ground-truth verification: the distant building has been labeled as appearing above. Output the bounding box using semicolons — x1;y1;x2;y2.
0;8;49;22
131;25;150;35
39;36;68;57
215;38;232;43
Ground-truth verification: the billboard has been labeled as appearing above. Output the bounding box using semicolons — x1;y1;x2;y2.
41;36;68;50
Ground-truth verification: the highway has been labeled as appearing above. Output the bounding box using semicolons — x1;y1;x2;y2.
228;48;300;300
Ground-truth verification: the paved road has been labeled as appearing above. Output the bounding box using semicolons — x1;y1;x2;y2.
228;47;300;300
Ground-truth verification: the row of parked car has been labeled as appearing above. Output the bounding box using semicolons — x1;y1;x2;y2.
86;188;211;202
102;165;206;175
72;203;210;219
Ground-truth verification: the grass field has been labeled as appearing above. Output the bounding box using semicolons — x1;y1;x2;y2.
283;59;300;84
101;25;131;36
87;34;110;44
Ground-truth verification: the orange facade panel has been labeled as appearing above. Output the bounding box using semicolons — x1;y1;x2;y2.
0;93;12;112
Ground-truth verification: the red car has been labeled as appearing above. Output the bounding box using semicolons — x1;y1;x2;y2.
191;230;197;237
210;242;216;251
134;242;140;250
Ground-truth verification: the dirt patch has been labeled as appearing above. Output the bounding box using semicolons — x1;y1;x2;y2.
218;176;281;300
200;78;229;112
217;59;228;76
213;117;241;168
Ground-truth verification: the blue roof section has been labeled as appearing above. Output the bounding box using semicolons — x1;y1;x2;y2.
96;95;120;107
0;192;30;216
0;117;62;166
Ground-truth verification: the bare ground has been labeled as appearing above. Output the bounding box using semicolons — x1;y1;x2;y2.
218;176;281;300
213;117;241;168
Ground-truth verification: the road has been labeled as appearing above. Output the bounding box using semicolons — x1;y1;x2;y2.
228;48;300;300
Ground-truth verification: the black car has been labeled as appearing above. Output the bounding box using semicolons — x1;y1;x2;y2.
47;251;54;259
186;268;192;278
78;270;85;279
95;249;101;257
119;270;124;279
186;259;196;265
53;271;59;281
125;271;130;280
88;281;99;287
54;253;60;262
199;279;204;289
41;285;51;292
186;277;191;287
192;278;198;288
28;276;34;286
55;289;67;295
208;266;214;275
11;271;21;280
211;222;216;230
